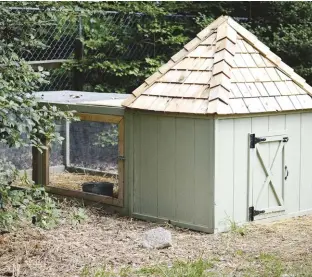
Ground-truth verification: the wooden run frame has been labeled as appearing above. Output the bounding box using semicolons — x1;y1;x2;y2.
33;113;125;207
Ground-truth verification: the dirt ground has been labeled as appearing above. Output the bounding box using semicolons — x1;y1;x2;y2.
1;203;312;277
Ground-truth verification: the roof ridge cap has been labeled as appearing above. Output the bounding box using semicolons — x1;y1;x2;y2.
208;19;237;105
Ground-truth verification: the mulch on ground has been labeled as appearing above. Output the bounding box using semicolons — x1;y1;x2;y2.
1;203;312;277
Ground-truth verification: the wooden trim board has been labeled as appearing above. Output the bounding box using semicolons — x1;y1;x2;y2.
77;113;123;123
132;213;214;233
39;112;126;207
118;118;125;203
45;186;123;207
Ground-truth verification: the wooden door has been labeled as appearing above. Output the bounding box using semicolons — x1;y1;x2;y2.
248;132;289;221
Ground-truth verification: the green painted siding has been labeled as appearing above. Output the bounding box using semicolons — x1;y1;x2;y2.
299;113;312;211
284;114;300;213
140;115;158;215
157;117;176;219
194;119;214;228
175;118;195;223
215;114;312;232
126;111;312;233
124;112;133;214
128;112;215;232
133;113;141;214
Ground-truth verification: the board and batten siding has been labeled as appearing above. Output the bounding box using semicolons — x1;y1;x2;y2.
128;112;215;232
214;113;312;232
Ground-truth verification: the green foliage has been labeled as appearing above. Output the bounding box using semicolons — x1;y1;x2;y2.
94;125;118;148
70;207;88;225
0;3;76;230
0;182;61;231
0;159;61;231
0;3;74;150
38;1;312;95
4;2;312;93
0;158;17;186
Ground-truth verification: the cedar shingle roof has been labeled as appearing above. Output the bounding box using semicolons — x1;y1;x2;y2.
122;16;312;114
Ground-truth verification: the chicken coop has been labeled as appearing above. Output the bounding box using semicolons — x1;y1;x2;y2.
33;90;128;207
122;16;312;233
29;16;312;233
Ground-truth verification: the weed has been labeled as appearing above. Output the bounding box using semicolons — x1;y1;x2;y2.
25;188;61;229
0;161;61;231
235;249;244;256
227;217;247;236
70;207;88;225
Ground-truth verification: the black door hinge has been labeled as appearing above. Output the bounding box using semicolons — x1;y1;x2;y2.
250;134;267;148
118;155;125;160
249;206;265;221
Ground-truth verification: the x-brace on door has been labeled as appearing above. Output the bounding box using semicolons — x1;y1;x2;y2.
248;133;289;221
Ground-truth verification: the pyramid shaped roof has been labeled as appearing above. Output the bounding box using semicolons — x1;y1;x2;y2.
123;16;312;114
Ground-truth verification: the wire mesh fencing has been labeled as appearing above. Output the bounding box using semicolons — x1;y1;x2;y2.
0;142;32;171
9;7;197;92
69;121;118;174
48;120;120;198
48;120;119;173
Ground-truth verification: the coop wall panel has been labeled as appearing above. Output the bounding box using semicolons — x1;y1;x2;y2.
299;113;312;211
175;118;195;223
139;115;158;216
214;113;312;231
285;114;301;213
133;113;142;214
214;119;234;231
124;112;134;213
193;119;214;227
130;112;214;231
157;117;176;219
233;118;252;223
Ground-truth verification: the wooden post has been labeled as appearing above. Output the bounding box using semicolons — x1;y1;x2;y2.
32;146;40;184
31;138;50;186
62;120;70;168
42;138;50;186
118;119;125;202
73;16;84;91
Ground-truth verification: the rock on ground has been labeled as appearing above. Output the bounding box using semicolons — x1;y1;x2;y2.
142;227;172;249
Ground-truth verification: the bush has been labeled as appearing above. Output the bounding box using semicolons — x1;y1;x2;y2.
0;158;61;231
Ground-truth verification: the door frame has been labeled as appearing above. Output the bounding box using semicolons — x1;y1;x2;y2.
34;113;125;207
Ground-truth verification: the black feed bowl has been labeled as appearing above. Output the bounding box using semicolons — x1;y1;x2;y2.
82;182;114;197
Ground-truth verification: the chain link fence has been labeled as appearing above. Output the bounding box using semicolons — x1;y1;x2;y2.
12;8;196;92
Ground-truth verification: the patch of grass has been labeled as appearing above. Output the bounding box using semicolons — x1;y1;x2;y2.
81;259;215;277
242;252;285;277
138;259;214;277
259;252;284;276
